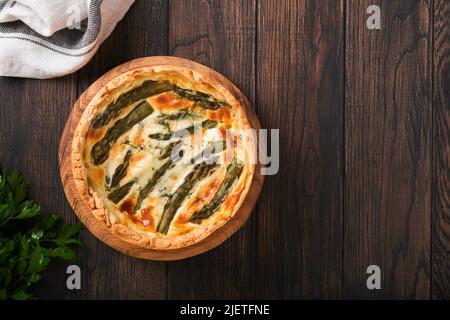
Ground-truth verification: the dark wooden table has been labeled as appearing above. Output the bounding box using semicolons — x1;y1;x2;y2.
0;0;448;299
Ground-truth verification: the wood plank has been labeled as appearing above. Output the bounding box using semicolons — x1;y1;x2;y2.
256;0;344;298
344;0;432;298
432;0;450;300
0;76;78;299
74;0;169;299
167;0;257;299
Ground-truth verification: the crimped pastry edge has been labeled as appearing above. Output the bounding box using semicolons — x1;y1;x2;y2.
71;65;256;250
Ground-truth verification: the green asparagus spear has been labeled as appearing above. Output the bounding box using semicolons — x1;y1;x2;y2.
157;162;218;234
93;80;172;128
173;86;226;110
149;120;217;140
159;141;181;160
110;150;132;188
135;159;175;211
190;161;243;223
158;109;199;121
138;140;224;210
107;180;135;204
157;110;200;133
92;101;153;165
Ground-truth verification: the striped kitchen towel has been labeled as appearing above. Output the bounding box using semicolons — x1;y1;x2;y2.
0;0;134;79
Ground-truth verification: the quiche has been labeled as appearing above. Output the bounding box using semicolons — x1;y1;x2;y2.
71;65;256;249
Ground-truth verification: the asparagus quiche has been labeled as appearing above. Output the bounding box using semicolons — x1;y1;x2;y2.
71;66;255;249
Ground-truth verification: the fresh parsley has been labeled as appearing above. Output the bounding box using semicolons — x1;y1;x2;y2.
0;168;83;300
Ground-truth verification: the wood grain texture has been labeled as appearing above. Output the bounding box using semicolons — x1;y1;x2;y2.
432;0;450;300
60;56;263;261
256;0;344;298
0;0;448;300
167;0;258;299
73;0;169;299
0;76;78;299
344;0;432;299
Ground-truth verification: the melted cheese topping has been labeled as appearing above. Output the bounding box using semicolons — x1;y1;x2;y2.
83;74;250;240
148;92;194;112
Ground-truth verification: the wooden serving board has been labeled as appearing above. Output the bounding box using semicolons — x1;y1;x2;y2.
59;56;264;260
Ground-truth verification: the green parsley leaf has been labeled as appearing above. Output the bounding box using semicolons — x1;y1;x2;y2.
0;167;83;300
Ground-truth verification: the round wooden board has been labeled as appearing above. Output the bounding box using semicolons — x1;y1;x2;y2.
59;56;264;260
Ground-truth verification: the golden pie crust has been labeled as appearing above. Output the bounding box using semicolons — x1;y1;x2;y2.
71;65;256;249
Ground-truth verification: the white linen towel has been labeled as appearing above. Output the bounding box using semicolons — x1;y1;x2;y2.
0;0;134;79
